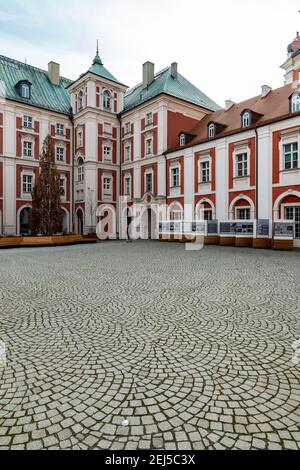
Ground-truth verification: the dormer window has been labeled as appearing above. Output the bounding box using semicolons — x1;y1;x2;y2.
21;83;30;99
103;90;111;110
208;123;215;138
180;134;186;146
291;93;300;113
242;111;251;128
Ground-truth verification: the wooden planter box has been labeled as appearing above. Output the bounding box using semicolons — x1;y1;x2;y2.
204;236;220;245
220;237;236;246
235;237;253;248
253;238;272;249
273;239;294;251
0;235;98;248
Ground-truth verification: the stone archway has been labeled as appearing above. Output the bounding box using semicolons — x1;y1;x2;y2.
19;207;32;235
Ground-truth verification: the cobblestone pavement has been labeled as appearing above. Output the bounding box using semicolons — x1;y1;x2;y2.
0;242;300;450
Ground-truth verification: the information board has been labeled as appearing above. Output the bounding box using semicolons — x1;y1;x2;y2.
256;220;270;238
207;221;219;236
235;222;254;236
274;222;294;239
220;222;236;235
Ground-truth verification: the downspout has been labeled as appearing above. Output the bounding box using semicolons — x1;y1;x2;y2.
119;114;122;240
255;127;259;220
71;112;75;234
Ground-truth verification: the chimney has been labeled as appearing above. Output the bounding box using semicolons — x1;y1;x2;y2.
225;99;235;111
171;62;178;79
261;85;272;97
143;62;155;87
48;61;60;86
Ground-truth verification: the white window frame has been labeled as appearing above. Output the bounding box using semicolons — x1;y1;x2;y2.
23;140;33;158
56;124;64;136
124;177;131;197
77;159;84;183
21;83;30;99
208;123;215;138
77;130;83;148
145;172;153;193
125;122;131;135
103;177;112;195
146;138;153;156
78;91;84;110
291;93;300;113
59;177;66;197
200;159;211;183
146;112;153;126
235;206;251;220
235;151;249;178
103;145;112;161
180;134;185;146
22;174;33;194
171;167;180;188
283;142;298;170
23;115;33;129
103;90;111;110
125;145;131;162
56;147;65;162
242;111;251;128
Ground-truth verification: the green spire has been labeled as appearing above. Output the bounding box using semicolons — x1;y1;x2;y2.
93;40;103;65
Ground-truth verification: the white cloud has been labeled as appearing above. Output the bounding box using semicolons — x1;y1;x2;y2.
0;0;299;105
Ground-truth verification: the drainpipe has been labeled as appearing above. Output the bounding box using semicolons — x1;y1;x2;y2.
119;114;122;240
71;112;75;234
255;128;259;220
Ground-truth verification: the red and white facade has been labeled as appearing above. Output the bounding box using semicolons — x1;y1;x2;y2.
0;34;300;245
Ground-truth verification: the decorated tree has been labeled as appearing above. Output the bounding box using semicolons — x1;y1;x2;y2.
31;135;62;236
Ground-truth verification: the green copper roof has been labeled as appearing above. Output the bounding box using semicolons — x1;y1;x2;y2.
124;66;220;112
0;55;73;115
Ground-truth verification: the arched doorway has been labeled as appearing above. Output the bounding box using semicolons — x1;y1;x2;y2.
61;209;69;234
76;209;84;235
20;207;32;235
274;191;300;247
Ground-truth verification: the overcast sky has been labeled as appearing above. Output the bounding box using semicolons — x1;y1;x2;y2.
0;0;299;106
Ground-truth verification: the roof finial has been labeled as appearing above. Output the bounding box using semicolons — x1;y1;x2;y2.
93;39;103;65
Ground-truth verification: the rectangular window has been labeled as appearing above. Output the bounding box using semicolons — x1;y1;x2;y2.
200;161;210;183
146;112;153;126
60;179;65;196
204;210;213;221
23;141;33;157
125;177;131;196
236;153;248;177
125;122;131;134
236;208;251;220
284;143;298;170
146;139;152;156
285;206;300;239
146;173;153;193
78;131;83;147
23;115;32;129
22;175;32;193
125;146;131;161
103;177;111;194
171;168;180;188
104;146;112;160
57;124;64;136
78;166;84;183
56;147;65;162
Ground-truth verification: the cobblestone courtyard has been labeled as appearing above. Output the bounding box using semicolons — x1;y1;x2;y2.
0;242;299;450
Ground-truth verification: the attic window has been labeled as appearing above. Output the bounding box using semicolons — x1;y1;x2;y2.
208;123;215;138
242;111;251;128
291;93;300;113
20;82;31;99
180;134;185;146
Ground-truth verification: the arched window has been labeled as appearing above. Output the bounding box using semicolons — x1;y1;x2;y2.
291;93;300;113
180;134;185;146
103;90;111;110
21;83;30;99
78;157;84;182
78;91;84;110
208;123;215;138
242;111;251;128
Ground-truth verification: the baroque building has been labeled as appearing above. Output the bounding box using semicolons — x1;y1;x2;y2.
0;34;300;246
